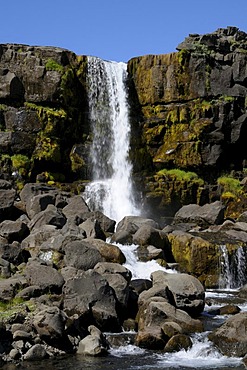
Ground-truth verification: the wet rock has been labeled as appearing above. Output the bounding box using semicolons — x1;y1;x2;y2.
23;344;48;360
208;304;241;316
164;333;192;352
151;271;205;316
77;325;109;356
136;298;203;349
209;311;247;357
161;321;183;338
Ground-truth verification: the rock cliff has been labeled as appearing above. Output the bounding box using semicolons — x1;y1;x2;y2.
127;26;247;219
0;27;247;220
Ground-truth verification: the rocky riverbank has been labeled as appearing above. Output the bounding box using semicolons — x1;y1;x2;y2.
1;181;247;365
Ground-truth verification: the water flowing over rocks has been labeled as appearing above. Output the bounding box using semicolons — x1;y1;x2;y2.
1;27;247;366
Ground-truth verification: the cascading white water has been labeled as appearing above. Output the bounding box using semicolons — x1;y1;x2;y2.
219;244;247;289
84;56;139;223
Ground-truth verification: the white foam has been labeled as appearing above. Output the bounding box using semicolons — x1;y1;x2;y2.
155;333;242;368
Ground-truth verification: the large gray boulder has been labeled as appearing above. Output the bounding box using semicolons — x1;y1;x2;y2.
32;306;71;351
62;195;89;221
77;325;109;356
94;262;132;312
84;238;125;264
208;312;247;357
173;201;225;228
63;240;104;270
79;218;106;241
151;271;205;316
0;219;29;243
23;258;64;294
112;216;159;244
26;193;56;219
0;274;27;301
28;204;66;231
135;297;203;350
79;210;116;233
63;270;120;331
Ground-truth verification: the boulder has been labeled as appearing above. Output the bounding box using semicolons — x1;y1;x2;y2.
84;238;126;264
94;262;132;282
79;218;106;241
0;242;30;265
0;219;29;243
63;269;120;332
112;216;159;244
94;262;132;312
80;210;116;233
26;193;56;219
0;180;16;220
164;333;192;352
21;225;60;257
135;298;202;349
20;183;57;209
23;259;64;294
77;325;109;356
151;271;205;316
167;230;220;287
208;312;247;357
33;306;71;351
28;204;67;231
173;201;225;228
62;195;89;221
23;344;48;360
132;225;173;262
0;274;27;301
63;240;104;270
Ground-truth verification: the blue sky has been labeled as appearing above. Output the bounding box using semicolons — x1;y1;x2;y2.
1;0;247;62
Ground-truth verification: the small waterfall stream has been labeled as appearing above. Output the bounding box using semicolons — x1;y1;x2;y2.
219;245;247;289
84;56;139;224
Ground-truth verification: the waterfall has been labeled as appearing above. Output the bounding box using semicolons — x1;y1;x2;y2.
219;244;247;289
84;56;139;223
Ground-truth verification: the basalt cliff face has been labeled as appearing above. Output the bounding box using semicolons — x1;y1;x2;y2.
128;27;247;219
0;27;247;220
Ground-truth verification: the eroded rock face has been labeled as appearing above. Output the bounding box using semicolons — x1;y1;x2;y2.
127;27;247;218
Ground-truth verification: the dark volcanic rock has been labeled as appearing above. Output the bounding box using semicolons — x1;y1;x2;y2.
63;269;120;332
